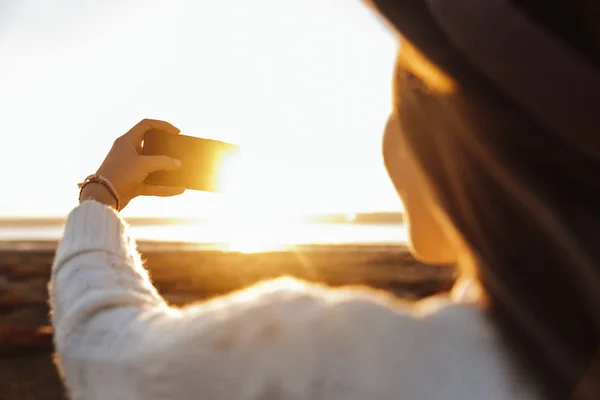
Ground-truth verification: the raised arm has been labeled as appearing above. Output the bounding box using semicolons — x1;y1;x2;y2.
50;202;510;400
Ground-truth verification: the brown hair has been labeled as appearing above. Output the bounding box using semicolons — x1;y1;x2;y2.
392;2;600;398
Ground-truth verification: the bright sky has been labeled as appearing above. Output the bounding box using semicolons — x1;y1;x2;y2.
0;0;401;219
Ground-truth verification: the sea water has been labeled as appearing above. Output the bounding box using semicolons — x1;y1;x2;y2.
0;222;408;249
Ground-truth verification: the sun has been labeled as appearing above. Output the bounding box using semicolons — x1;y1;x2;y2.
209;151;304;253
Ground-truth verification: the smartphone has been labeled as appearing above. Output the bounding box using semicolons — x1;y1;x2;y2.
142;130;240;192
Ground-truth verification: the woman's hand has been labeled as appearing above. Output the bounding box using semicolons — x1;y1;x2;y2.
81;119;185;211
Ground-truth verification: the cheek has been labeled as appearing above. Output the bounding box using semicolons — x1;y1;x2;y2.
382;118;457;264
382;117;424;209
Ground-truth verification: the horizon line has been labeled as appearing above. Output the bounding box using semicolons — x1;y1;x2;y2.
0;211;405;226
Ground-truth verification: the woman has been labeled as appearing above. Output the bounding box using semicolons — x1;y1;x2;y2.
50;0;600;399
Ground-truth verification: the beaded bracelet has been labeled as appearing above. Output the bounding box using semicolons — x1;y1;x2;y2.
77;174;121;211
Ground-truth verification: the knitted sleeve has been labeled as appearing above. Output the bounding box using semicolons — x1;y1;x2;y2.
49;201;515;400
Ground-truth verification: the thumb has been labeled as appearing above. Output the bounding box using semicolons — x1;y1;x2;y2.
140;155;182;173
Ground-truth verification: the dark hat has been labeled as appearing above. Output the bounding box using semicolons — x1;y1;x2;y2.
370;0;600;158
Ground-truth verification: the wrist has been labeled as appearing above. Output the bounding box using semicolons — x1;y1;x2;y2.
78;174;121;210
80;183;118;210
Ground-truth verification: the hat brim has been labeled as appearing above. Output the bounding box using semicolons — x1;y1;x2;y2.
368;0;491;91
369;0;600;158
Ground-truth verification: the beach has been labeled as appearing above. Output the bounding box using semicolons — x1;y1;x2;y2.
0;241;455;399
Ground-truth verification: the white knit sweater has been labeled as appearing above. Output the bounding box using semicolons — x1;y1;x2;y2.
49;201;539;399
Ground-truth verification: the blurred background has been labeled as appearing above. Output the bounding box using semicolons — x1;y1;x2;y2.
0;0;400;220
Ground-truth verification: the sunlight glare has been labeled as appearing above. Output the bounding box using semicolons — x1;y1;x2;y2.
210;150;306;253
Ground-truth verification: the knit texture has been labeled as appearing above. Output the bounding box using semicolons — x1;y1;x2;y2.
49;201;539;399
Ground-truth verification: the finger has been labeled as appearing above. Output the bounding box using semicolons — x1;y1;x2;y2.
141;185;186;197
140;155;182;173
124;118;180;144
